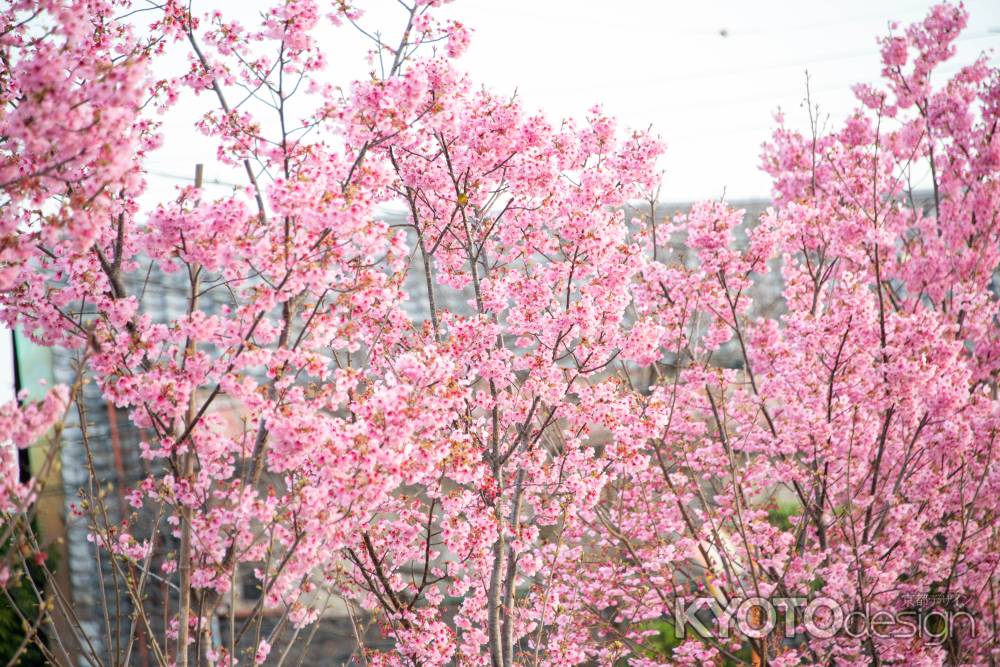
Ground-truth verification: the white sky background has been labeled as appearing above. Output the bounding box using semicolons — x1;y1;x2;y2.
450;0;1000;200
0;329;13;403
142;0;1000;204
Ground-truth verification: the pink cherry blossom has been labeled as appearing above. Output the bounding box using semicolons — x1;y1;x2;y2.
2;2;999;666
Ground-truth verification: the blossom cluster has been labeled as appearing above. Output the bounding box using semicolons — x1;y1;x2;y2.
1;1;998;666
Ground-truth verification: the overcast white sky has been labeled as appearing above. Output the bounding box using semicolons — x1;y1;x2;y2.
143;0;1000;204
445;0;1000;199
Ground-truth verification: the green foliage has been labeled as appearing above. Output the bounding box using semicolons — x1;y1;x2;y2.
766;495;801;532
635;619;757;666
0;529;49;666
645;618;682;656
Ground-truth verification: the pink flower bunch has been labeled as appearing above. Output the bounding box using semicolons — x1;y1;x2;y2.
1;2;998;666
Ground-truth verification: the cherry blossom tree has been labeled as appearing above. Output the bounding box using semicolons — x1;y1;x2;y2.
563;6;1000;665
1;1;998;666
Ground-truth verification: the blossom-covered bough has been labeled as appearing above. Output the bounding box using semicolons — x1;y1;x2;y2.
1;1;998;665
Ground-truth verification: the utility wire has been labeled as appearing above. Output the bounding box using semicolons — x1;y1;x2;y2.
465;3;936;39
557;30;999;92
144;169;242;188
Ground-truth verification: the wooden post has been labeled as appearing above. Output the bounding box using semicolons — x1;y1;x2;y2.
176;163;203;667
751;604;766;667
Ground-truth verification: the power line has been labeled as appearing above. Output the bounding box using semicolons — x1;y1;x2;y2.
727;3;932;37
465;3;935;40
144;169;242;188
662;55;1000;111
555;30;999;92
